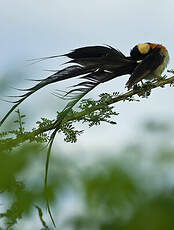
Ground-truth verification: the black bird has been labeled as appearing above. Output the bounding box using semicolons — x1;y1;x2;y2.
0;43;169;126
126;43;169;89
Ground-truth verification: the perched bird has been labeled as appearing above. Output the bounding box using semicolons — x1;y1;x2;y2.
126;43;169;89
0;43;169;126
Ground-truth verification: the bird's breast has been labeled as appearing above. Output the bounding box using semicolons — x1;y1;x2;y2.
154;51;169;76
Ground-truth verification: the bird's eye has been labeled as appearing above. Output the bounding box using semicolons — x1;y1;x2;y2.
137;43;150;54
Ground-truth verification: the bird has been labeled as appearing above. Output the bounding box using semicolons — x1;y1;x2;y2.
0;42;169;126
126;43;169;89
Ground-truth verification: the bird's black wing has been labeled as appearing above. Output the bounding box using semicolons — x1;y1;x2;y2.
66;45;126;59
65;45;128;66
126;48;165;89
66;46;113;59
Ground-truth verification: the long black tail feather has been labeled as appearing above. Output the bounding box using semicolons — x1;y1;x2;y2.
44;74;102;227
0;65;98;126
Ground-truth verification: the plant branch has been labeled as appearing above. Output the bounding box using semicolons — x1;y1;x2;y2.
3;74;174;144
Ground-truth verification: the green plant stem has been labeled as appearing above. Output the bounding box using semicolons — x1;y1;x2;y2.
4;75;174;144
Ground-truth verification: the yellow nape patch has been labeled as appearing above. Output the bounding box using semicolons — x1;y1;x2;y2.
137;43;150;54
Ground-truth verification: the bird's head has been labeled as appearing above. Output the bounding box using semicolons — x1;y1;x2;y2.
130;43;151;60
130;42;169;61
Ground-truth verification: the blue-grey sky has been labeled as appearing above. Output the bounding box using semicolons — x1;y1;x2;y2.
1;0;174;156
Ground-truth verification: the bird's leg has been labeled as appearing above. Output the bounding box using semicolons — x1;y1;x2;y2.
152;75;163;82
156;75;164;80
141;80;145;87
